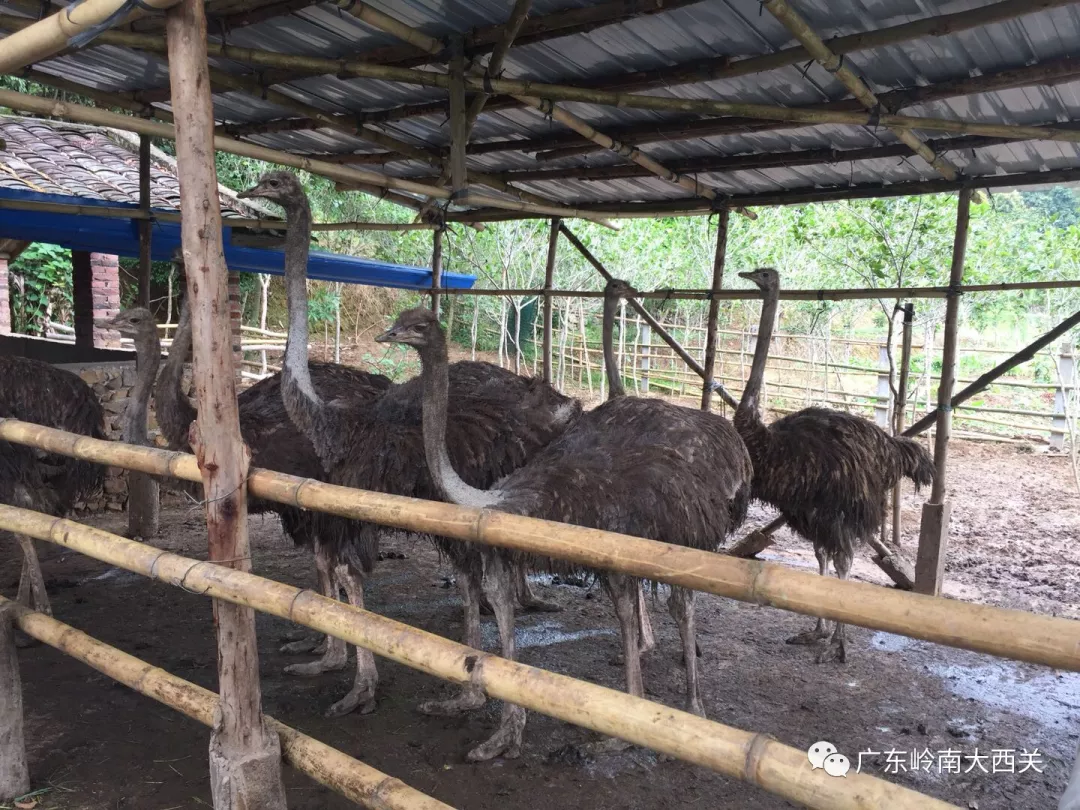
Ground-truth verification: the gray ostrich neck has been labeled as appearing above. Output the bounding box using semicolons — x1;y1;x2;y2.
281;197;320;405
736;285;779;424
125;329;161;445
155;304;196;449
418;337;502;509
602;289;625;399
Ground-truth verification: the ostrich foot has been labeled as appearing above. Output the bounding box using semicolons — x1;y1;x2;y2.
815;636;847;665
465;705;526;762
519;593;562;613
679;642;703;665
283;639;348;677
418;686;487;717
785;625;830;646
325;683;377;718
279;634;327;655
685;696;707;719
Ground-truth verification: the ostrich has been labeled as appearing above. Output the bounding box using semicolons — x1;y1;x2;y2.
152;299;395;716
0;355;107;613
239;170;583;729
376;289;751;759
733;268;935;663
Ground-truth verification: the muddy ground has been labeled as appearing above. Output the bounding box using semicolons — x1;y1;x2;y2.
2;439;1078;810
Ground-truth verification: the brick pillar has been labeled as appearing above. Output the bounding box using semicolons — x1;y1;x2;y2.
0;255;11;335
73;251;121;348
228;271;242;382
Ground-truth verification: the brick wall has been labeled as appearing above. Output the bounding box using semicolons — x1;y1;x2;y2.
73;251;121;348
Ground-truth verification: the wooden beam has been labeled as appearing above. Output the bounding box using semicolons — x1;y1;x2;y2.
914;188;971;597
542;217;560;383
764;0;959;181
164;0;287;804
700;207;729;411
447;37;468;195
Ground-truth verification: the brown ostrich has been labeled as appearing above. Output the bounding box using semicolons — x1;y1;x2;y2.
240;170;581;722
733;268;935;663
151;297;394;716
376;288;752;760
0;355;107;613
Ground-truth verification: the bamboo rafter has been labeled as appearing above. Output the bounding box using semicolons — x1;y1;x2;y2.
0;504;962;810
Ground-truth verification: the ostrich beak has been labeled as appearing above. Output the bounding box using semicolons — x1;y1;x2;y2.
374;327;397;343
737;270;755;281
237;186;260;199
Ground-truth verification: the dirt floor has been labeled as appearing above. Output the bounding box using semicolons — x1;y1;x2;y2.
2;439;1078;810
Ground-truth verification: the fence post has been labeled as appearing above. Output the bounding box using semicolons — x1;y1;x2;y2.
165;0;287;805
542;217;560;383
874;342;891;427
1051;339;1075;451
0;603;29;802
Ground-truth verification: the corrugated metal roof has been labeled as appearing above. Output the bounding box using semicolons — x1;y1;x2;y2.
2;0;1080;215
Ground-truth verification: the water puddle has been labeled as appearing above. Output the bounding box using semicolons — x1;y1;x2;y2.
482;619;615;650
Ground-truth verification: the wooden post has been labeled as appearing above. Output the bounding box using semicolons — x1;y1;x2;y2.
430;226;443;316
892;304;915;546
542;217;561;383
701;207;729;410
164;0;286;806
915;188;971;596
129;132;160;540
447;36;468;195
1051;339;1075;451
0;603;28;802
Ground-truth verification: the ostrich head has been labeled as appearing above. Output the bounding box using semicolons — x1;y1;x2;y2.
375;307;442;350
738;267;780;294
100;307;157;341
238;170;307;212
605;278;637;300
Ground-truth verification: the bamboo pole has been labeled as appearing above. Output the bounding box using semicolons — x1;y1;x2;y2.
0;508;964;810
165;0;285;804
915;189;971;597
542;217;560;383
701;208;730;410
4;422;1080;676
0;596;453;810
763;0;959;182
0;0;178;72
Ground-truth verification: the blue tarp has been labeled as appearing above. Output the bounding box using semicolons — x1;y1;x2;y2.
0;188;475;290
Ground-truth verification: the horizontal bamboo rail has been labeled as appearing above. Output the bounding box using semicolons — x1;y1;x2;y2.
2;419;1079;672
0;595;452;810
0;505;959;810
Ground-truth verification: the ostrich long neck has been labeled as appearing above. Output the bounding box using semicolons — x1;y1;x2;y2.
735;283;780;428
418;335;502;509
125;327;161;446
602;288;624;399
282;196;317;402
154;304;197;450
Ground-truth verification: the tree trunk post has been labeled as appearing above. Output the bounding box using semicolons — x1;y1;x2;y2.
543;217;561;383
891;303;915;545
138;133;153;309
430;226;443;317
0;603;28;802
164;1;286;806
915;187;971;596
701;206;729;410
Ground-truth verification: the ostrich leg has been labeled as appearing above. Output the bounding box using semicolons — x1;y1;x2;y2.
669;586;705;717
418;570;487;716
326;564;378;717
816;549;853;664
1060;739;1080;810
15;534;50;615
637;583;655;653
284;544;348;674
786;545;831;645
281;540;337;656
466;553;526;762
514;563;561;613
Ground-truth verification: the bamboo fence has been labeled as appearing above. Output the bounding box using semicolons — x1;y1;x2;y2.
0;595;452;810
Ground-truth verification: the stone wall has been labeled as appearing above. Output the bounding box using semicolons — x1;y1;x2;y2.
75;363;137;512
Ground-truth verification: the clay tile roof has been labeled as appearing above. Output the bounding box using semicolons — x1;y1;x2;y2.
0;115;271;220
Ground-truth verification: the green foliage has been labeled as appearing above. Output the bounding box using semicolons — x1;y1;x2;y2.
8;244;73;335
306;284;339;327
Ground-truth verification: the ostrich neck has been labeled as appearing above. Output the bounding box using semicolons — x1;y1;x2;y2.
418;337;503;509
602;290;624;399
125;330;161;445
154;305;196;449
282;198;319;403
736;285;779;427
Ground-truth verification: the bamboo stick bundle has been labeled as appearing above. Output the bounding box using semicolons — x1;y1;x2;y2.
2;420;1080;673
0;596;452;810
0;507;960;810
